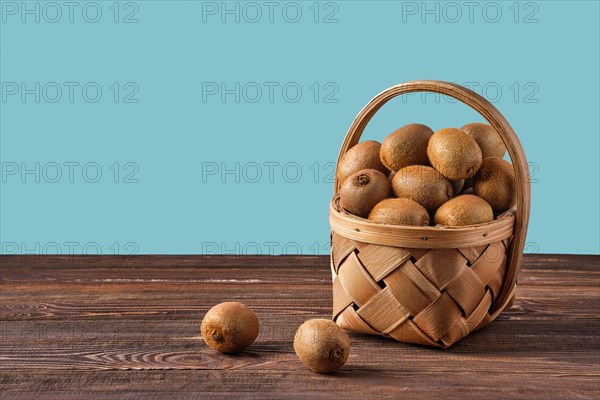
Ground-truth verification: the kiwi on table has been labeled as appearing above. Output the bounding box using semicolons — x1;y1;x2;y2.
294;319;350;374
336;140;389;186
473;157;516;212
434;194;494;227
392;165;453;212
461;122;506;159
380;124;433;171
339;169;392;218
368;198;429;226
427;128;482;180
201;302;259;354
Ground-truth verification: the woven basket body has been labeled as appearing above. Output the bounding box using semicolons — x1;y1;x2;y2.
330;81;530;348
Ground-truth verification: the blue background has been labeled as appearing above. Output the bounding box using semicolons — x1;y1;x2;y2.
1;1;599;255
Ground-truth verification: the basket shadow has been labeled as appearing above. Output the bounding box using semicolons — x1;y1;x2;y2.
343;315;544;358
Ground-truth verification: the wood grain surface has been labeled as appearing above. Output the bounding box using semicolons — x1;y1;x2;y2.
0;254;598;399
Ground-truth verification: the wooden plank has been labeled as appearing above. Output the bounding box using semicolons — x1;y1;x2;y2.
0;254;599;399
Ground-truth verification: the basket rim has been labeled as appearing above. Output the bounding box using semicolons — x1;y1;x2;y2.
330;195;515;249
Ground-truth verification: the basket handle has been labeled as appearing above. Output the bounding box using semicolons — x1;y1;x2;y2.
334;80;530;314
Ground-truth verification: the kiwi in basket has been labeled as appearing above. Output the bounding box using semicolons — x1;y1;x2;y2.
434;194;494;226
427;128;482;180
201;302;259;354
392;165;453;212
339;169;392;218
380;124;433;171
369;198;430;226
461;122;506;159
451;179;465;195
473;157;516;212
336;140;389;185
294;319;350;373
462;177;473;192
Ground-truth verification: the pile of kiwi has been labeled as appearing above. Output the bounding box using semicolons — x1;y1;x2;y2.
338;122;516;227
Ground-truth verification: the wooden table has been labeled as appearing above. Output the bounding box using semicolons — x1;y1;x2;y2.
1;254;598;399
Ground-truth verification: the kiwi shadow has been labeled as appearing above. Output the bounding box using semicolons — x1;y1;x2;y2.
224;350;262;359
331;365;391;378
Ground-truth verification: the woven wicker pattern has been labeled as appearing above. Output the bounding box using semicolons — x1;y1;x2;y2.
331;232;512;348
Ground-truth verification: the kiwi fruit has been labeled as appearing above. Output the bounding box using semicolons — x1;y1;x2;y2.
434;195;494;226
336;140;389;185
427;128;482;180
473;157;516;212
201;302;259;354
339;169;392;218
294;319;350;373
462;177;473;191
392;165;453;212
368;198;429;226
451;179;465;195
380;124;433;171
461;122;506;159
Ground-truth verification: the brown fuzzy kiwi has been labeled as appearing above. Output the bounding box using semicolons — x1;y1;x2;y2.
427;128;482;180
451;179;465;195
294;319;350;373
201;302;259;354
380;124;433;171
473;157;516;212
368;198;429;226
336;140;389;185
462;177;473;192
339;169;392;218
461;122;506;159
392;165;453;212
434;195;494;226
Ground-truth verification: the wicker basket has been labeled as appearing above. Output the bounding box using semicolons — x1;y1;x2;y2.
330;80;531;348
